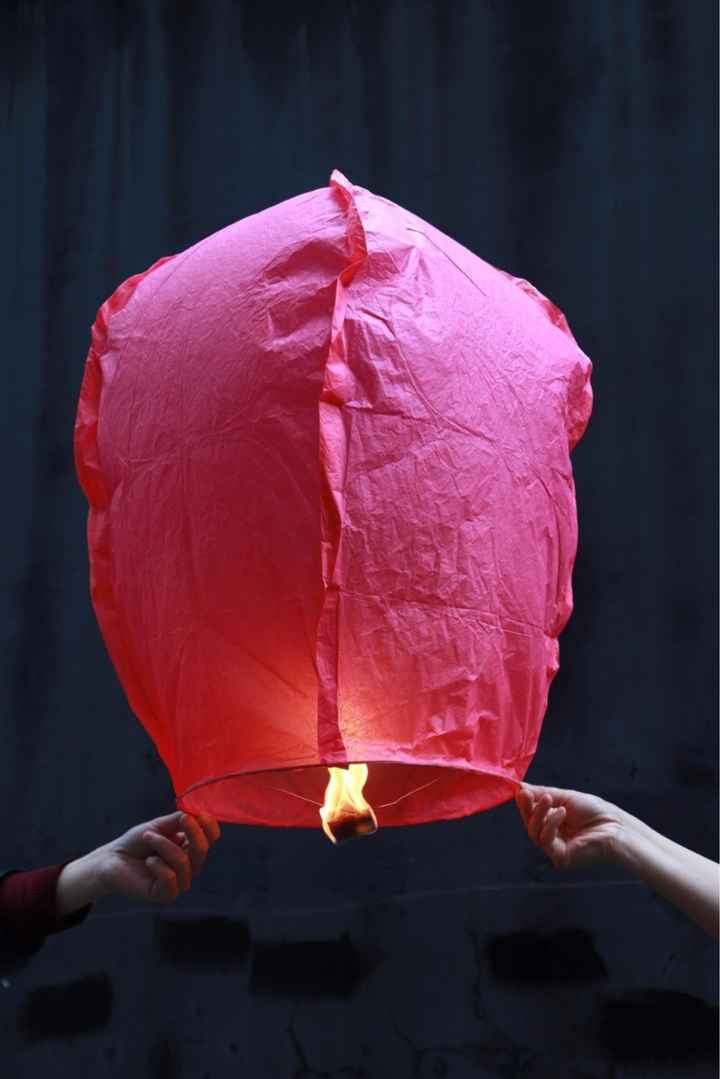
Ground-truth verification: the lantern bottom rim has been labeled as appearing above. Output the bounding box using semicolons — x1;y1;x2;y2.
175;755;531;829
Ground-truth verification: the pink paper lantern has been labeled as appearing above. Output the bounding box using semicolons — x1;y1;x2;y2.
75;169;592;830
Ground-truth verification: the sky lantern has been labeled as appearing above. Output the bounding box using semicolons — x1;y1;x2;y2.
74;170;592;843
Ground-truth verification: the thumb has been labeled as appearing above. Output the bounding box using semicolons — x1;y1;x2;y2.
518;782;566;801
514;783;535;829
145;810;186;835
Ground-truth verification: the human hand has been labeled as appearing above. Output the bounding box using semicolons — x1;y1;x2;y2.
515;782;625;870
58;811;222;915
95;810;221;903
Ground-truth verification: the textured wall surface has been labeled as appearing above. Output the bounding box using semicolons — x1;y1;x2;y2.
0;1;717;1075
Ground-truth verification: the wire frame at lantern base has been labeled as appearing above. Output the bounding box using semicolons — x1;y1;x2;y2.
175;759;525;828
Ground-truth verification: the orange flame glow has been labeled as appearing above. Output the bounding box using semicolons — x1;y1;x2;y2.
320;764;378;844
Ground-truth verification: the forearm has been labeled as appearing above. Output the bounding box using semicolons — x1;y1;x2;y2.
611;808;719;941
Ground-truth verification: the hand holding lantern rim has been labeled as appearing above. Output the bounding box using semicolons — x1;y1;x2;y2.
56;811;221;914
516;781;719;941
514;782;623;869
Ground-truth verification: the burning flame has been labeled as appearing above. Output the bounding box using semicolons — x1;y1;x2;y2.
320;763;378;844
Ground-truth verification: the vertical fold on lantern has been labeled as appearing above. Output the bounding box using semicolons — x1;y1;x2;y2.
74;255;178;772
316;171;368;764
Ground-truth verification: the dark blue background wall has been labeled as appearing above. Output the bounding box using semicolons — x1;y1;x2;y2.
1;1;717;1075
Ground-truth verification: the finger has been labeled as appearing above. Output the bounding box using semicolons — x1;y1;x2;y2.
143;830;191;891
514;786;535;830
169;813;219;851
515;781;537;811
519;782;548;805
529;794;553;844
541;808;568;867
530;785;574;805
531;795;557;845
514;786;528;820
196;812;221;844
146;856;179;902
514;783;531;805
177;814;209;876
524;786;543;815
540;806;565;847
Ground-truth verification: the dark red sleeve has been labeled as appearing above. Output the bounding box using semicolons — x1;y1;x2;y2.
0;863;93;939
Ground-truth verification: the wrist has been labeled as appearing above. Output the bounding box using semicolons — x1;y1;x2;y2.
605;804;673;874
56;850;114;918
602;804;644;868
